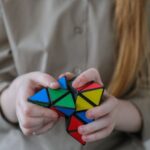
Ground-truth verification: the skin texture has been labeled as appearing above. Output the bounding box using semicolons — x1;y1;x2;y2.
0;69;142;142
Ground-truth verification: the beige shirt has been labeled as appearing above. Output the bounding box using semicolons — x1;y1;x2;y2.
0;0;150;150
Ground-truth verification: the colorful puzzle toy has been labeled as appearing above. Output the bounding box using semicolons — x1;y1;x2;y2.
28;76;104;144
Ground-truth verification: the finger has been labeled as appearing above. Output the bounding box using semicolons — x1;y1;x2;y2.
16;105;53;129
27;72;59;89
18;114;54;129
19;101;59;118
82;124;114;142
19;123;43;136
58;72;74;80
86;96;118;119
33;121;56;135
72;68;103;88
19;116;57;136
78;115;111;135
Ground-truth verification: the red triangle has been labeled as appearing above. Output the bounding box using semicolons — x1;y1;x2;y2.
77;82;92;92
68;116;84;131
77;82;103;92
69;131;86;145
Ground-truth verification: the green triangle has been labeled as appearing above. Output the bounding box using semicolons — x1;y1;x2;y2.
54;93;75;108
48;88;68;102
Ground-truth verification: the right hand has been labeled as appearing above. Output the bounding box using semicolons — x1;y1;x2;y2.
0;72;59;136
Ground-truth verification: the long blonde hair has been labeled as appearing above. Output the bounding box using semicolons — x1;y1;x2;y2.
108;0;148;97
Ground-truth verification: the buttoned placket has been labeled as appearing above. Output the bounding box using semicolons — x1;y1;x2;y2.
72;0;89;76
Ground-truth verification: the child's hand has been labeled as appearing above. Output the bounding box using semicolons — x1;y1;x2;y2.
60;68;142;142
1;72;59;136
70;68;118;142
78;95;118;142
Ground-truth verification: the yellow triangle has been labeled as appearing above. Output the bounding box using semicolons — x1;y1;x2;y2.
76;96;93;111
82;89;103;105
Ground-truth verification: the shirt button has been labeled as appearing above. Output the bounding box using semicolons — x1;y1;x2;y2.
74;26;83;34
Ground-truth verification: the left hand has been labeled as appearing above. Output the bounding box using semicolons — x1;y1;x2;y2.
60;68;119;142
78;95;118;142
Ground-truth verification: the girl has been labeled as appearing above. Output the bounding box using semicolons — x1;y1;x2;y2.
0;0;150;150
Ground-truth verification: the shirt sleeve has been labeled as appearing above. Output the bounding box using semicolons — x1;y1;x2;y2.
127;2;150;141
128;52;150;141
0;7;17;130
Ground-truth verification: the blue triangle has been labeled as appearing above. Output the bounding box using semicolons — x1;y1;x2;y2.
76;111;93;123
29;88;50;104
55;107;75;117
58;76;68;90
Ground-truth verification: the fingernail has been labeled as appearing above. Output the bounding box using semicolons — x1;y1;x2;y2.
87;111;94;119
50;82;59;88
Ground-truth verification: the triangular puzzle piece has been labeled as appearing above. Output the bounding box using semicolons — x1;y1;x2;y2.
77;82;103;92
76;111;93;124
76;82;93;92
69;131;86;145
48;88;68;103
50;107;64;117
67;115;84;131
28;88;50;104
76;95;94;111
55;107;75;117
32;101;50;107
54;93;75;109
58;76;68;90
81;89;103;106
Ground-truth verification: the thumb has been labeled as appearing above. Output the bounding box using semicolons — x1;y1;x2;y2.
72;68;103;88
27;72;59;89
